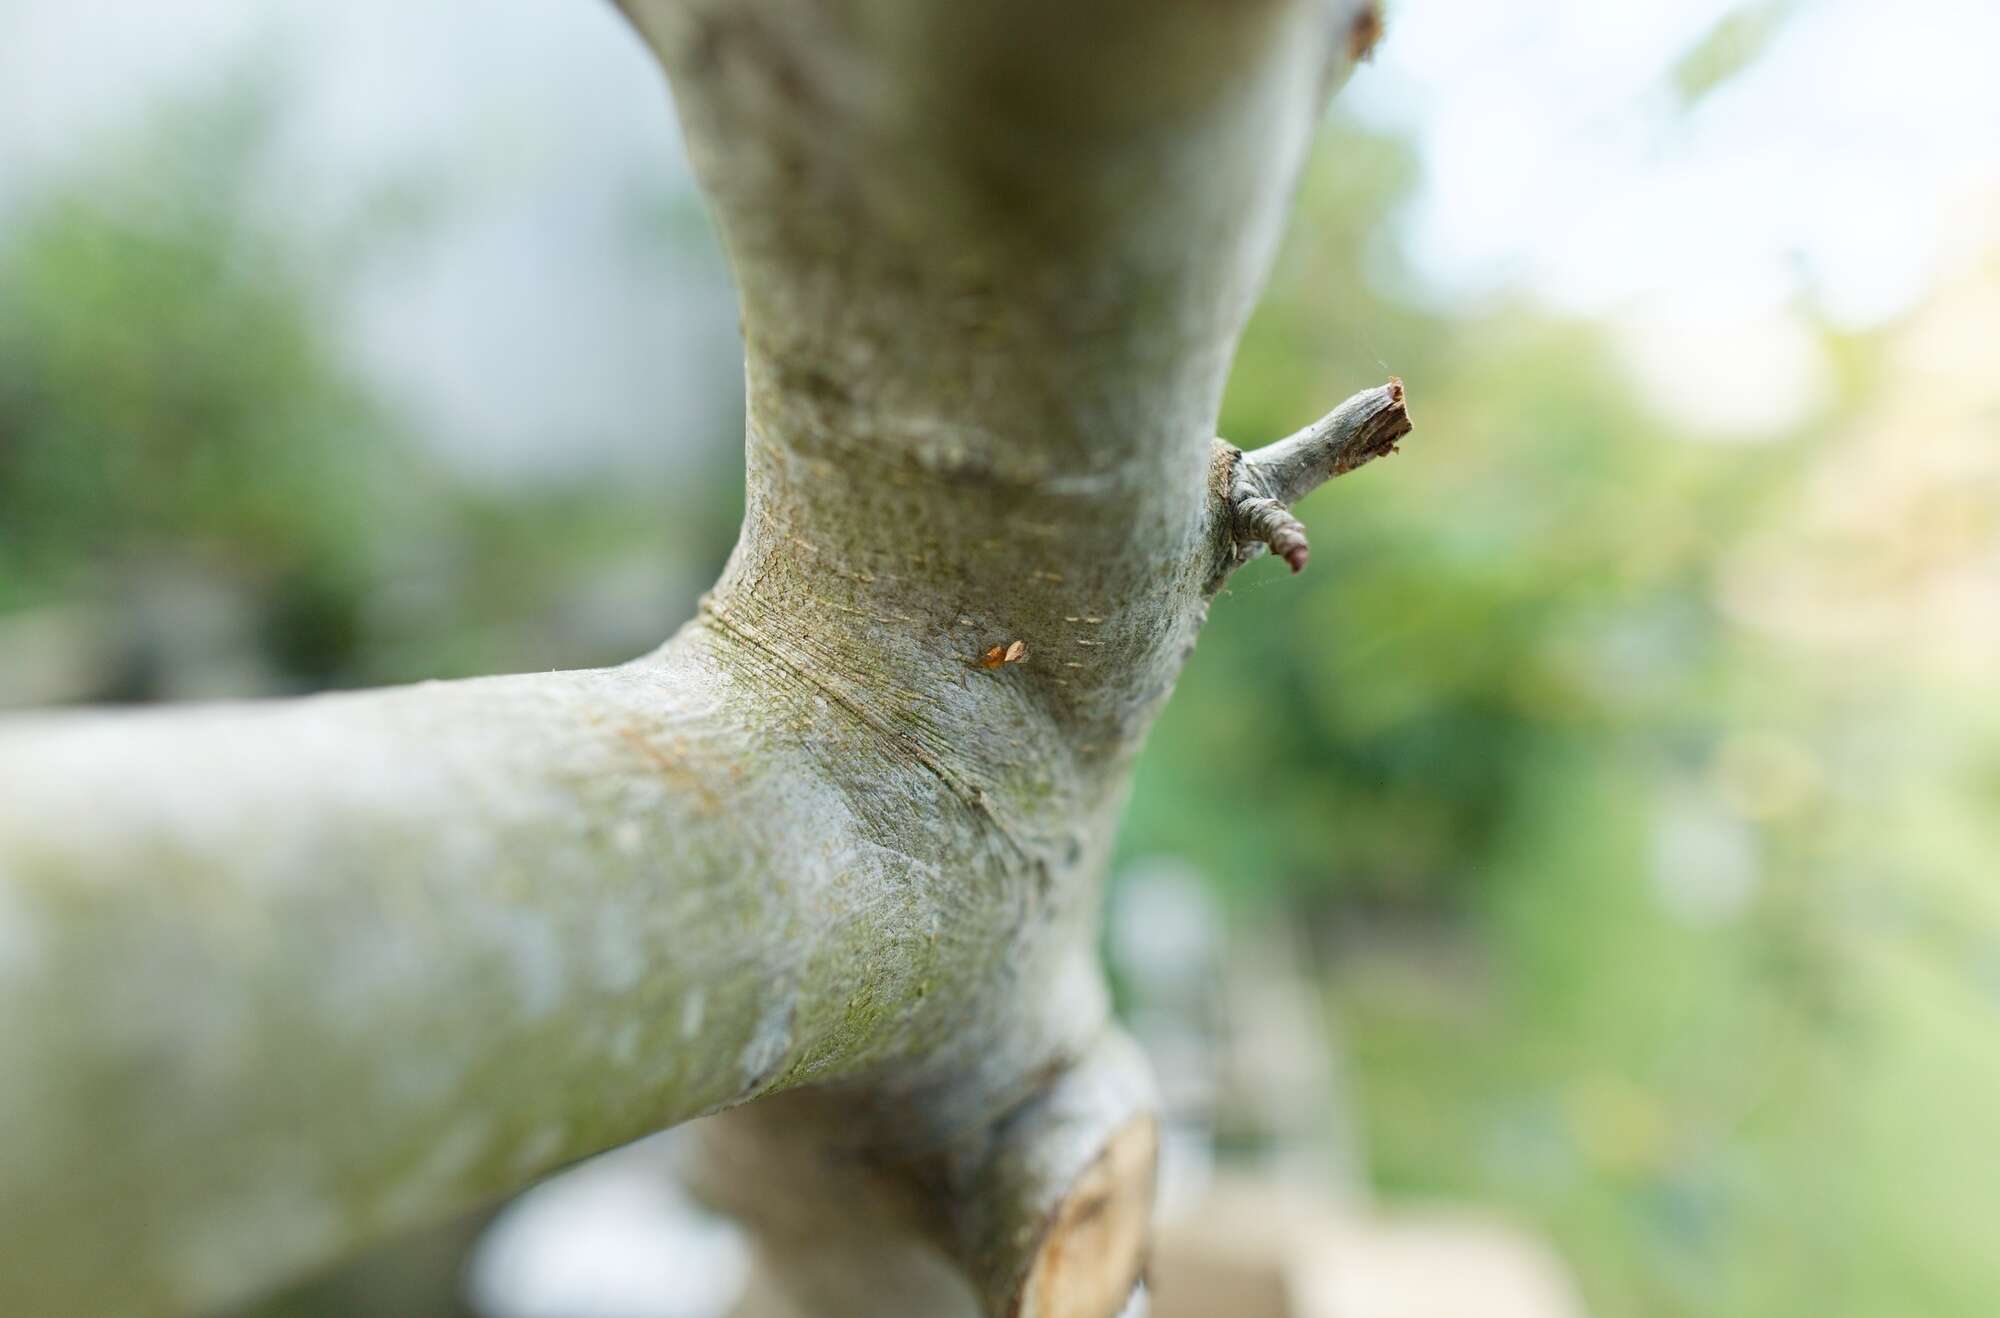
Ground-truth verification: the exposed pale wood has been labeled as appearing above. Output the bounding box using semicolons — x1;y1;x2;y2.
1016;1115;1159;1318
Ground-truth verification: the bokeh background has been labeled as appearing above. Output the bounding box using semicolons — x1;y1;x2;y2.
5;1;1999;1315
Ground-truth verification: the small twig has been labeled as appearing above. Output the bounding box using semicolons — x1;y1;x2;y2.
1224;377;1409;573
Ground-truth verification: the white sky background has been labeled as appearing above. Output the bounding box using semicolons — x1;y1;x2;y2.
2;0;1997;465
0;0;736;482
1346;0;2000;436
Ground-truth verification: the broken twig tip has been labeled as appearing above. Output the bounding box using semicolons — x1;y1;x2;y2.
1347;4;1385;64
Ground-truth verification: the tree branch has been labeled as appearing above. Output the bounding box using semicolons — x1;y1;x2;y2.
0;2;1399;1315
0;642;1091;1315
618;0;1387;756
1218;378;1411;573
688;1027;1156;1318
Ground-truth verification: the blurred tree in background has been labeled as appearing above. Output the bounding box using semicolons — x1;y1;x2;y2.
5;50;1999;1318
1129;119;2000;1318
0;75;740;704
0;74;403;697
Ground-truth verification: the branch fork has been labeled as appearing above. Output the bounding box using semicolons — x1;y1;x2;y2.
0;2;1405;1313
1220;378;1410;574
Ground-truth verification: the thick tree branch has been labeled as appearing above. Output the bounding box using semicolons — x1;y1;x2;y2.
619;0;1384;757
0;642;1093;1315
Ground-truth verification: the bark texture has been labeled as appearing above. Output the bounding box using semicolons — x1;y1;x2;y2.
0;2;1406;1315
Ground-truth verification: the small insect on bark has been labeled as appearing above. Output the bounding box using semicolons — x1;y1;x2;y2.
980;641;1028;669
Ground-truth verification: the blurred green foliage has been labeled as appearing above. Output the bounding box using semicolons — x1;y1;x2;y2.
0;77;737;700
1671;3;1797;108
6;70;1998;1318
1122;124;2000;1318
0;74;399;690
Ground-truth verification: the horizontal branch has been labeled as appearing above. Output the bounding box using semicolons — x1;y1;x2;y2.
0;625;1096;1317
1244;378;1411;507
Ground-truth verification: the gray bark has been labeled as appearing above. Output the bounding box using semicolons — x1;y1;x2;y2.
0;2;1405;1315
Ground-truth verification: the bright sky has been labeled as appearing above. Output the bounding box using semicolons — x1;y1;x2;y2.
0;0;728;481
1357;0;2000;325
3;0;1996;453
1348;0;2000;436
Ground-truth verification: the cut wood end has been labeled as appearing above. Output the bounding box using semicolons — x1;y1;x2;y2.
1347;4;1385;63
1330;379;1412;477
1015;1114;1159;1318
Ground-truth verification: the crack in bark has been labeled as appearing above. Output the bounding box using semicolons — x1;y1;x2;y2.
696;599;1007;830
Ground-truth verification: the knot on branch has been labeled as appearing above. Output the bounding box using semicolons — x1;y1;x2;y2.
1219;377;1410;576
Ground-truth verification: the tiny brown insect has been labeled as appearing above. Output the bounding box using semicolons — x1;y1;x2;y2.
979;641;1028;669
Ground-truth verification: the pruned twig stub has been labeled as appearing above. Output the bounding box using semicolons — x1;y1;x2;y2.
1347;3;1386;64
1222;377;1411;574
